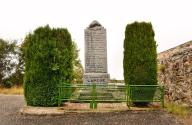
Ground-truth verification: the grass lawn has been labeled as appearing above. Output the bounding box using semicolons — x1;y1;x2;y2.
0;86;23;95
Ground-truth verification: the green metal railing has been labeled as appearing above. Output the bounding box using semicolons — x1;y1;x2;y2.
128;85;164;107
58;83;164;109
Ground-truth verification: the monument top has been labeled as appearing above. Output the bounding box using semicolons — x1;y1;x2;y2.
89;20;102;28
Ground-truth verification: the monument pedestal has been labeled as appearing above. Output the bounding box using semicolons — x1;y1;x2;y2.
84;73;110;84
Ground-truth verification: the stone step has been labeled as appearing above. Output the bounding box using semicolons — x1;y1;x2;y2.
78;92;114;100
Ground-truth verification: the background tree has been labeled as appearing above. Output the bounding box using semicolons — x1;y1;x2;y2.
72;42;84;83
0;39;16;87
9;44;24;86
123;22;157;105
23;25;73;106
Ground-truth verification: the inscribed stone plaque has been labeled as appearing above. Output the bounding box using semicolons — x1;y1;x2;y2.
84;20;110;84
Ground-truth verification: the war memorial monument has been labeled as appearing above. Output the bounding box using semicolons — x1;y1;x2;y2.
83;21;110;84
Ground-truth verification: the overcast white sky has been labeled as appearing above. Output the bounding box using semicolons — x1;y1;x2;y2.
0;0;192;79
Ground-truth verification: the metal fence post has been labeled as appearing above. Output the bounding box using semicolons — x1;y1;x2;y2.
128;85;131;109
126;84;129;108
93;83;97;109
161;86;165;108
90;83;97;109
90;84;93;109
58;85;61;107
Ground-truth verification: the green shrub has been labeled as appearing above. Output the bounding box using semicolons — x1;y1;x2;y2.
3;80;13;88
23;25;73;106
123;22;157;105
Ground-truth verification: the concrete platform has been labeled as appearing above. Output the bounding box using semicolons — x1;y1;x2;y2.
20;103;162;115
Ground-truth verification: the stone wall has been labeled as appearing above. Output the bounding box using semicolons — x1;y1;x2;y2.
158;41;192;106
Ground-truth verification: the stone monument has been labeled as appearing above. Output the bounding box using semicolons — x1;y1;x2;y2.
83;20;110;84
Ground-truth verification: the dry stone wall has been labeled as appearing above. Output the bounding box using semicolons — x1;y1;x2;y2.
158;41;192;106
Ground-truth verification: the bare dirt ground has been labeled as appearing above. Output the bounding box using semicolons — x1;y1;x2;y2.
176;115;192;125
0;94;184;125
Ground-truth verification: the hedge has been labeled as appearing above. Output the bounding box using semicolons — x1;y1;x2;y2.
23;25;73;106
123;22;157;105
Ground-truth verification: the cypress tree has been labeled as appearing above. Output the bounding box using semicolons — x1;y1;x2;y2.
23;25;73;106
123;22;157;105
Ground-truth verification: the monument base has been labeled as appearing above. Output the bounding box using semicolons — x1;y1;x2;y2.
83;73;110;84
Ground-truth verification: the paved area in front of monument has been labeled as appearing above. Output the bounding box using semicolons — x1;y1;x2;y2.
0;94;183;125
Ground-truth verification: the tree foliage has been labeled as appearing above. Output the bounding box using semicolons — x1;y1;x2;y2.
8;44;24;86
23;25;73;106
123;22;157;105
123;22;157;85
72;42;84;83
0;39;16;87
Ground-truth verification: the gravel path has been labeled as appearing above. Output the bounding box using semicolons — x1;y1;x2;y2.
0;94;183;125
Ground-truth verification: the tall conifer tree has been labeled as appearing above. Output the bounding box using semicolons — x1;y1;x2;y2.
123;22;157;105
24;25;73;106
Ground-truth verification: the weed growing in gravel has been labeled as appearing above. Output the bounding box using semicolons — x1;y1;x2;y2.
165;103;191;117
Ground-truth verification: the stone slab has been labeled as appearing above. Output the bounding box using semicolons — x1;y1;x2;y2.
84;73;109;84
84;21;110;84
